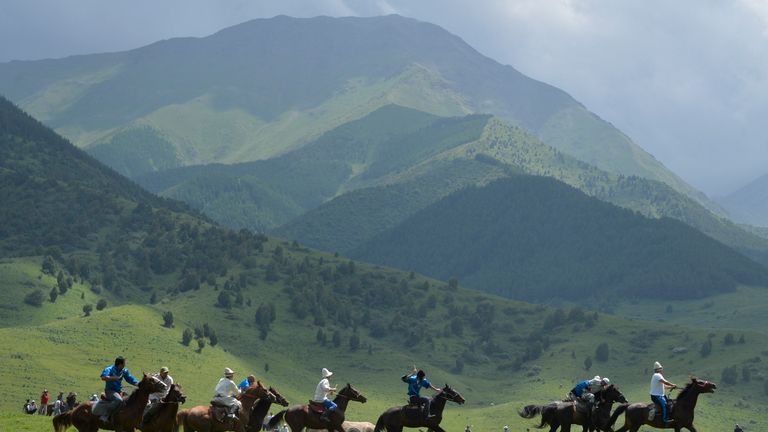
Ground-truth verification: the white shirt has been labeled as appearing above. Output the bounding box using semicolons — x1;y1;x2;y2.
314;378;332;402
650;372;666;396
150;374;174;401
587;378;602;393
214;377;240;398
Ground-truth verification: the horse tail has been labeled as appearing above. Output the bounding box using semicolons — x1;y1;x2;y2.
266;410;285;429
518;405;542;419
608;403;629;428
52;411;72;432
373;413;387;432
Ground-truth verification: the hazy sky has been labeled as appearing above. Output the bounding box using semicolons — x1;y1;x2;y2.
1;0;766;196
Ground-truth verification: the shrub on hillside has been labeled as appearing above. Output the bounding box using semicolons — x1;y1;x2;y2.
49;287;58;303
162;311;174;328
700;339;712;357
595;342;610;362
96;299;107;311
182;328;193;346
721;366;738;385
24;290;44;307
82;304;93;316
584;356;593;371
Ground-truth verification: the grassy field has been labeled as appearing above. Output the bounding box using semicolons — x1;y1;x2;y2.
1;252;767;432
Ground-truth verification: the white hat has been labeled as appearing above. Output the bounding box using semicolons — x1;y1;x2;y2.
593;375;601;381
224;367;235;376
654;361;663;370
601;377;611;385
321;368;333;378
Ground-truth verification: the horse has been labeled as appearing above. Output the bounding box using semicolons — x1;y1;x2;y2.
245;386;289;432
175;381;275;432
53;373;168;432
608;378;716;432
308;421;376;432
267;383;368;432
519;384;628;432
373;384;466;432
140;383;187;432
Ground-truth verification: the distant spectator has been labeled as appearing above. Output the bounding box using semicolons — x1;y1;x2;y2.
40;389;49;415
52;393;63;416
89;394;99;402
735;425;744;432
24;399;38;414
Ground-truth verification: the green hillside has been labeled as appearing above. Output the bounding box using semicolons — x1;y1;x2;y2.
0;15;716;212
1;85;767;432
271;108;768;265
351;177;768;301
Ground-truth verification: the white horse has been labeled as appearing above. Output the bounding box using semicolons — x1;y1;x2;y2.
308;420;374;432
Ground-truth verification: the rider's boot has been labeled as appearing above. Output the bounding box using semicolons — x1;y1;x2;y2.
320;410;332;424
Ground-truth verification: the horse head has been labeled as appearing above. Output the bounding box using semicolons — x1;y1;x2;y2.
599;384;627;404
340;383;367;403
269;386;290;407
244;381;273;402
165;384;187;404
439;384;466;405
141;373;169;394
691;377;717;393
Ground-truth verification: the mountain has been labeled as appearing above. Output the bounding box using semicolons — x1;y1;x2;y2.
719;173;768;227
350;177;768;301
0;15;715;212
2;101;768;432
260;106;768;264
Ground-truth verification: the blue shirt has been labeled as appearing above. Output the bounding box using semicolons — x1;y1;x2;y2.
406;375;431;396
572;380;590;397
101;365;139;392
238;378;251;391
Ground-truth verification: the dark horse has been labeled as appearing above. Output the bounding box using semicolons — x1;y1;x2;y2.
267;383;367;432
373;384;466;432
140;383;187;432
608;378;716;432
245;386;289;432
175;381;275;432
519;384;628;432
53;373;168;432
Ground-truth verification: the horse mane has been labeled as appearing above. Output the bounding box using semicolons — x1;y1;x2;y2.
676;380;696;400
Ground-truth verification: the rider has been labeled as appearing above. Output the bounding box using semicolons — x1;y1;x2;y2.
213;368;242;419
402;367;440;419
142;366;174;427
568;375;608;428
650;361;677;425
313;368;337;423
238;374;256;391
99;356;140;423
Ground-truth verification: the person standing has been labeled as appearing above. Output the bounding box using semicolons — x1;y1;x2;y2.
313;368;337;423
52;393;63;416
39;389;49;415
650;361;677;425
66;392;77;411
98;356;140;423
213;367;241;418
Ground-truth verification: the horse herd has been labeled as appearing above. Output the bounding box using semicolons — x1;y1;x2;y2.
49;373;716;432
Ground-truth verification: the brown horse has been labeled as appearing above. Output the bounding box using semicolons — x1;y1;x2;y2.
245;386;289;432
373;384;465;432
140;383;187;432
53;373;168;432
266;383;368;432
175;381;274;432
608;378;716;432
519;385;628;432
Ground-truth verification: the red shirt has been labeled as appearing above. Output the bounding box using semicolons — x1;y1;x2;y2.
41;393;49;404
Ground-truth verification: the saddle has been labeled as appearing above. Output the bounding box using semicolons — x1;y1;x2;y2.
648;398;675;421
572;399;590;415
403;397;429;421
308;400;326;414
210;401;238;423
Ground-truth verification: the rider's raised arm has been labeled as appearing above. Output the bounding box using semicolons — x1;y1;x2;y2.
123;368;140;386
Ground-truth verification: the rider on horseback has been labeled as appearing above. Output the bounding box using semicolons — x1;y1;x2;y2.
99;356;139;423
650;361;677;425
141;366;173;428
238;374;256;391
402;367;440;419
314;368;337;423
213;367;242;419
568;375;609;428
